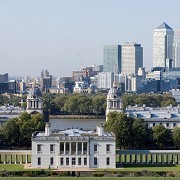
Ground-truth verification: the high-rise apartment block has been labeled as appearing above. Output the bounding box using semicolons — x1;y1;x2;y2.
153;22;174;68
103;45;121;74
121;43;143;75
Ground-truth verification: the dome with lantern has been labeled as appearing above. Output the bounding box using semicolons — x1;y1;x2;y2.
107;82;121;99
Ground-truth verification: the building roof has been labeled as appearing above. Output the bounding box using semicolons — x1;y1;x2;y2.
32;127;115;141
107;82;121;98
155;22;173;30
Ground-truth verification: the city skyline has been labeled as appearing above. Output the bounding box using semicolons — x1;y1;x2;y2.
0;0;180;76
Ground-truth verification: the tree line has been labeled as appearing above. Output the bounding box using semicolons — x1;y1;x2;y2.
43;93;177;115
105;112;180;150
0;112;44;148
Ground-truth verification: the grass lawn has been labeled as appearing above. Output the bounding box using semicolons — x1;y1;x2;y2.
122;164;180;171
0;177;180;180
0;164;24;171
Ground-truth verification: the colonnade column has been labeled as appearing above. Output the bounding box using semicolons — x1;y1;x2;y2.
177;154;179;164
14;154;17;164
124;154;127;164
145;154;148;164
69;142;72;155
119;155;121;163
64;142;66;154
161;154;164;164
129;154;132;164
76;142;78;155
20;155;22;164
82;142;84;155
140;154;143;164
9;155;12;164
134;154;137;164
26;155;28;164
4;154;6;164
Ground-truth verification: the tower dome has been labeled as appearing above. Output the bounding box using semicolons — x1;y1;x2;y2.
107;82;121;99
26;85;43;114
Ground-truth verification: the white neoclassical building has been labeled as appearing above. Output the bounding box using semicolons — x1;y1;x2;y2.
106;83;180;129
106;82;123;120
26;86;43;114
32;123;116;169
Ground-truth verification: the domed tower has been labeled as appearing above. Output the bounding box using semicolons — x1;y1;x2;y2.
26;85;43;114
106;82;123;120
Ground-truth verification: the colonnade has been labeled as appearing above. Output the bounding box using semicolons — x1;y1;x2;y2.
60;142;88;155
117;150;180;164
0;150;31;164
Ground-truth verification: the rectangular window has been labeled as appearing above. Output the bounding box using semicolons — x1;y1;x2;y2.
60;142;64;154
173;123;176;127
38;157;41;165
166;123;169;127
78;157;81;165
72;157;76;165
60;158;63;165
94;144;97;152
160;123;162;125
84;158;87;165
106;144;110;152
153;123;155;127
50;144;54;152
50;157;54;165
106;157;110;165
37;145;41;152
66;158;69;165
94;157;97;166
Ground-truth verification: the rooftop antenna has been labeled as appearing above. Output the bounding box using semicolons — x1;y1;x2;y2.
78;52;84;68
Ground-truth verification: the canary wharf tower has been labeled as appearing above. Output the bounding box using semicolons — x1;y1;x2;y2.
153;22;174;68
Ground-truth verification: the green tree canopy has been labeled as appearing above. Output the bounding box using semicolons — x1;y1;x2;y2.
172;127;180;148
152;125;171;149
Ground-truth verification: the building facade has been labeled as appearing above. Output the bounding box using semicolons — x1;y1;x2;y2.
97;72;114;89
174;31;180;67
26;86;43;114
32;123;116;169
106;82;123;119
121;42;143;75
103;45;121;74
153;22;174;68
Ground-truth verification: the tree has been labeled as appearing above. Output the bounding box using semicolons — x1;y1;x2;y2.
0;112;45;147
0;118;20;146
105;112;134;149
92;95;106;116
132;118;153;149
152;125;172;149
172;127;180;148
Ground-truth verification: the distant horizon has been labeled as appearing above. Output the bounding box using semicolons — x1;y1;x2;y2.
0;0;180;77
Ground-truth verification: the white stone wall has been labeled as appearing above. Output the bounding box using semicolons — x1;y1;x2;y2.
32;137;116;169
89;139;116;168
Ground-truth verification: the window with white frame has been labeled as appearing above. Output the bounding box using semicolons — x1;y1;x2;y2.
37;144;41;152
38;157;41;165
50;157;54;165
94;157;97;166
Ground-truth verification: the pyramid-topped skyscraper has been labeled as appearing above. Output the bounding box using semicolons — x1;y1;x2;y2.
153;22;174;68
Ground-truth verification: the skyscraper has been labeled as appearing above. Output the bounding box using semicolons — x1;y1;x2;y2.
103;45;121;74
121;42;143;75
153;22;174;68
173;31;180;67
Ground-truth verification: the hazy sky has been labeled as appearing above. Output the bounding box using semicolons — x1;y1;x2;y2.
0;0;180;77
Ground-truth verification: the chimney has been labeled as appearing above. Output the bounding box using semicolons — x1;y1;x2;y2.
45;122;51;136
97;124;104;136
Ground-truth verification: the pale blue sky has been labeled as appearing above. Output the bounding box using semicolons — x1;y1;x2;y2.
0;0;180;76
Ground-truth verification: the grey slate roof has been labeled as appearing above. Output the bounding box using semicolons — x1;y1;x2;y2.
155;22;173;30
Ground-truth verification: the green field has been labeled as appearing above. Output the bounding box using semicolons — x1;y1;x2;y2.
0;164;179;172
0;177;179;180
